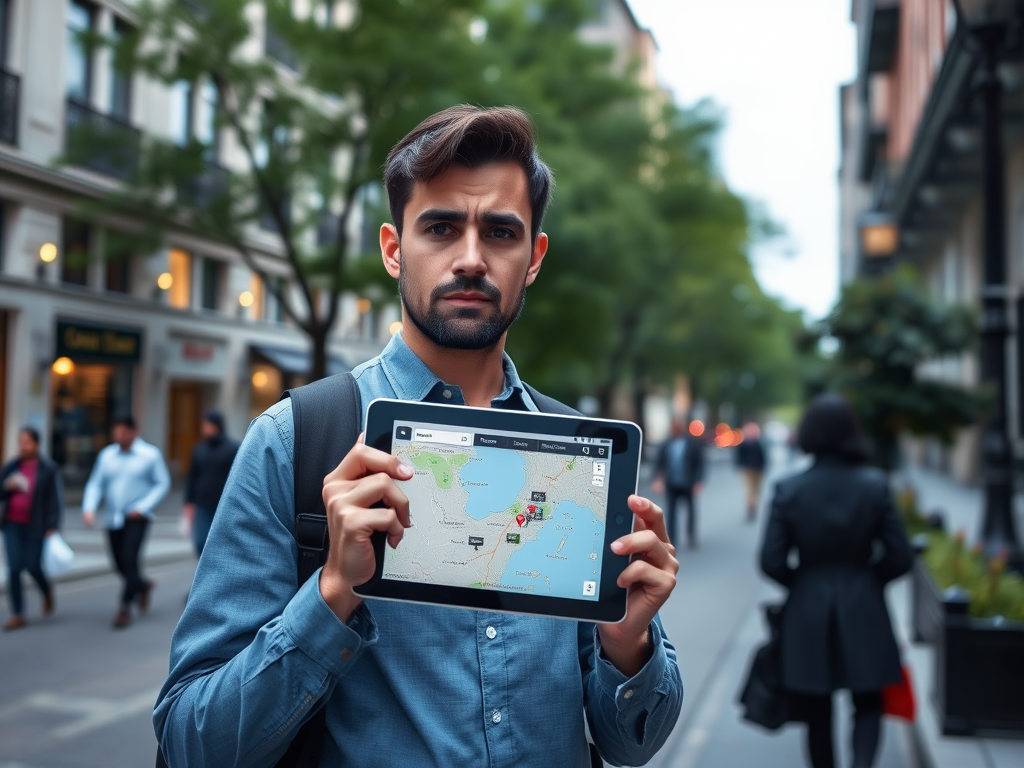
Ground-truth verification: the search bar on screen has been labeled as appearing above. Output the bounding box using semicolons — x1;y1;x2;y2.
413;428;473;447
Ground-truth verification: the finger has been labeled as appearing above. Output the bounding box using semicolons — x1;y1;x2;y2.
616;559;677;594
628;495;670;543
325;473;411;527
357;432;365;445
329;442;414;483
611;530;675;570
340;505;407;547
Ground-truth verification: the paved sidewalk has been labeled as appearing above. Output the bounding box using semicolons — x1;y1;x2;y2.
1;486;194;597
891;466;1024;768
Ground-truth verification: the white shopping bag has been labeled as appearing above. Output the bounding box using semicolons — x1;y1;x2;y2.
42;532;75;577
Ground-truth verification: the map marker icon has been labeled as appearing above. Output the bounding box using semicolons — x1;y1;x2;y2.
515;514;526;528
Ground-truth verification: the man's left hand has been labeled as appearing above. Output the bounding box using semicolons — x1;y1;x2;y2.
598;494;678;678
127;510;144;520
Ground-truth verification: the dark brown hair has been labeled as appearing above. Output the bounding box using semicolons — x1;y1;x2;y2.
384;105;553;241
796;393;870;463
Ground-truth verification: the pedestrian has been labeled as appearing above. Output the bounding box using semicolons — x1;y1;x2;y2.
759;394;912;768
83;415;170;629
182;410;239;558
652;417;705;548
735;421;767;522
0;427;61;631
155;105;683;768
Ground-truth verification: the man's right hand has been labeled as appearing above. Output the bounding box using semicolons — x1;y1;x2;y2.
82;510;95;527
319;436;413;623
182;503;196;521
651;477;665;495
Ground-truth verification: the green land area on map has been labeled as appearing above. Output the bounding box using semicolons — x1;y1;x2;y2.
409;450;470;489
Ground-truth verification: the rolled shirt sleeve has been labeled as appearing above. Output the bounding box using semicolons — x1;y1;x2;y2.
81;448;108;514
580;616;683;766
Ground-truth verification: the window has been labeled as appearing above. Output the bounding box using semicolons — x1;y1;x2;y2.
249;273;264;320
170;75;218;159
169;79;192;147
272;277;285;322
61;218;91;286
66;1;94;102
108;18;132;121
168;248;192;308
0;0;10;69
200;257;220;310
256;101;290;231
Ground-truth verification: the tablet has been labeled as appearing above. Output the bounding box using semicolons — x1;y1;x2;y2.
354;398;643;623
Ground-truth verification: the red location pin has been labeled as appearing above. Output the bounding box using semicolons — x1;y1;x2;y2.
527;505;537;513
516;514;526;527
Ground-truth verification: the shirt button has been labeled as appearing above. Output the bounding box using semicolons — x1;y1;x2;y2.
340;649;353;661
442;389;452;399
485;626;497;640
491;710;502;724
622;688;635;699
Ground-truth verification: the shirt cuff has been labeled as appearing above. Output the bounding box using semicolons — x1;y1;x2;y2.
282;568;379;678
593;620;671;712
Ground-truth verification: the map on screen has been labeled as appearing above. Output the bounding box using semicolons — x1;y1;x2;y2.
384;422;613;601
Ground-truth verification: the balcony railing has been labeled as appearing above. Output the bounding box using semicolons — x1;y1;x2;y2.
64;97;141;181
0;68;20;146
177;160;230;209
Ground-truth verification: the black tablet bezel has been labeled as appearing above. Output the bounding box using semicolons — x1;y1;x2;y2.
354;398;642;623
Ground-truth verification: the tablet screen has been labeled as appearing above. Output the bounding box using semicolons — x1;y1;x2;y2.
386;420;614;602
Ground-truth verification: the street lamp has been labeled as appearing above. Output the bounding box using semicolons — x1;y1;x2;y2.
952;0;1023;564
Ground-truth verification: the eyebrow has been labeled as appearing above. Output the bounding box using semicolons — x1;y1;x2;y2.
414;208;526;233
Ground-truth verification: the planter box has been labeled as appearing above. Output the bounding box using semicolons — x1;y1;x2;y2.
909;558;1024;738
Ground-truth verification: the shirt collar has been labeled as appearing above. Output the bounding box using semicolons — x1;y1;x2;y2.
378;332;532;410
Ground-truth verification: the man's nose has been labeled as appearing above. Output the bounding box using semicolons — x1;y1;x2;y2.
451;230;487;275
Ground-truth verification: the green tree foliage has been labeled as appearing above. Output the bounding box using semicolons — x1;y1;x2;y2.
824;265;981;470
64;0;805;413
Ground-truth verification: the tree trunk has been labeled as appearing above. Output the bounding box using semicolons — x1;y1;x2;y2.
309;325;329;382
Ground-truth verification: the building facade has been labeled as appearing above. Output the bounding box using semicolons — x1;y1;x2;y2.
0;0;394;482
838;0;1024;483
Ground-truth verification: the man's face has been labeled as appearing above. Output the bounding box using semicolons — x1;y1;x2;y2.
201;420;220;440
17;432;37;460
112;424;135;450
381;161;548;351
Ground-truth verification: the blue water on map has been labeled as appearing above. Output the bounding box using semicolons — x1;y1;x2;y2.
500;500;605;601
460;447;526;520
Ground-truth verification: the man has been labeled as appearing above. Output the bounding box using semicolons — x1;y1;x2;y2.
652;417;705;548
735;421;767;522
155;106;683;768
1;427;62;630
83;415;170;628
182;410;239;557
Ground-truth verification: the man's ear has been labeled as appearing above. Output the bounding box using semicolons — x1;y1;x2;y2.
524;232;548;287
381;223;401;279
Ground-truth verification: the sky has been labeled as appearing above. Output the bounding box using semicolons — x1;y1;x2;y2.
628;0;858;321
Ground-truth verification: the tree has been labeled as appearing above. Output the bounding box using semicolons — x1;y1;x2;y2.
824;265;982;471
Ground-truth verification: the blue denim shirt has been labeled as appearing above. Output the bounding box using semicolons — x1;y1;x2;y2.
154;334;683;768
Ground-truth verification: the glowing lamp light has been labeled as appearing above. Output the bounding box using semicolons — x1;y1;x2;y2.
731;429;745;446
39;243;58;263
356;298;372;314
389;321;403;336
688;420;705;437
52;357;75;375
239;291;255;308
252;371;269;388
157;272;173;290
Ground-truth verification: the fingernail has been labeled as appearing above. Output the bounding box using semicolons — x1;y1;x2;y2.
611;540;625;553
398;464;413;478
636;497;649;509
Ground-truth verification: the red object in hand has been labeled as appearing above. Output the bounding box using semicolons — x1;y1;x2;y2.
882;666;916;721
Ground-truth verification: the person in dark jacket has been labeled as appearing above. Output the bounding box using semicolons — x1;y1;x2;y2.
652;417;705;548
759;394;912;768
735;422;767;522
0;427;62;630
182;411;239;557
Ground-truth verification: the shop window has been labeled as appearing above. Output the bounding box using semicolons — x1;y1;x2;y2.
249;361;281;421
61;218;91;286
200;257;221;311
168;247;192;308
104;230;134;293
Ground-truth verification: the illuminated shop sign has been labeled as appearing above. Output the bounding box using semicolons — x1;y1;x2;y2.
55;320;142;362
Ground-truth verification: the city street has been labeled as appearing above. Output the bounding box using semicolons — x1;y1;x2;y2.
0;451;915;768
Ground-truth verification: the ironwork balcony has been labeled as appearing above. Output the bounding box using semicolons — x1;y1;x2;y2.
177;160;230;209
64;97;141;180
0;67;20;146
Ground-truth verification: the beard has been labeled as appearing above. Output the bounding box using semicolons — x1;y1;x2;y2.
399;260;527;351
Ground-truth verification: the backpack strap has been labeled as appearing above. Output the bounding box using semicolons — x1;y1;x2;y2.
523;382;582;417
275;372;362;768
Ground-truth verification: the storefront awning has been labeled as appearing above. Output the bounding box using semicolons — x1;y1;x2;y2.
251;344;350;377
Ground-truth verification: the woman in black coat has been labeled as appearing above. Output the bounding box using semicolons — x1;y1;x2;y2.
0;427;63;630
759;395;912;768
